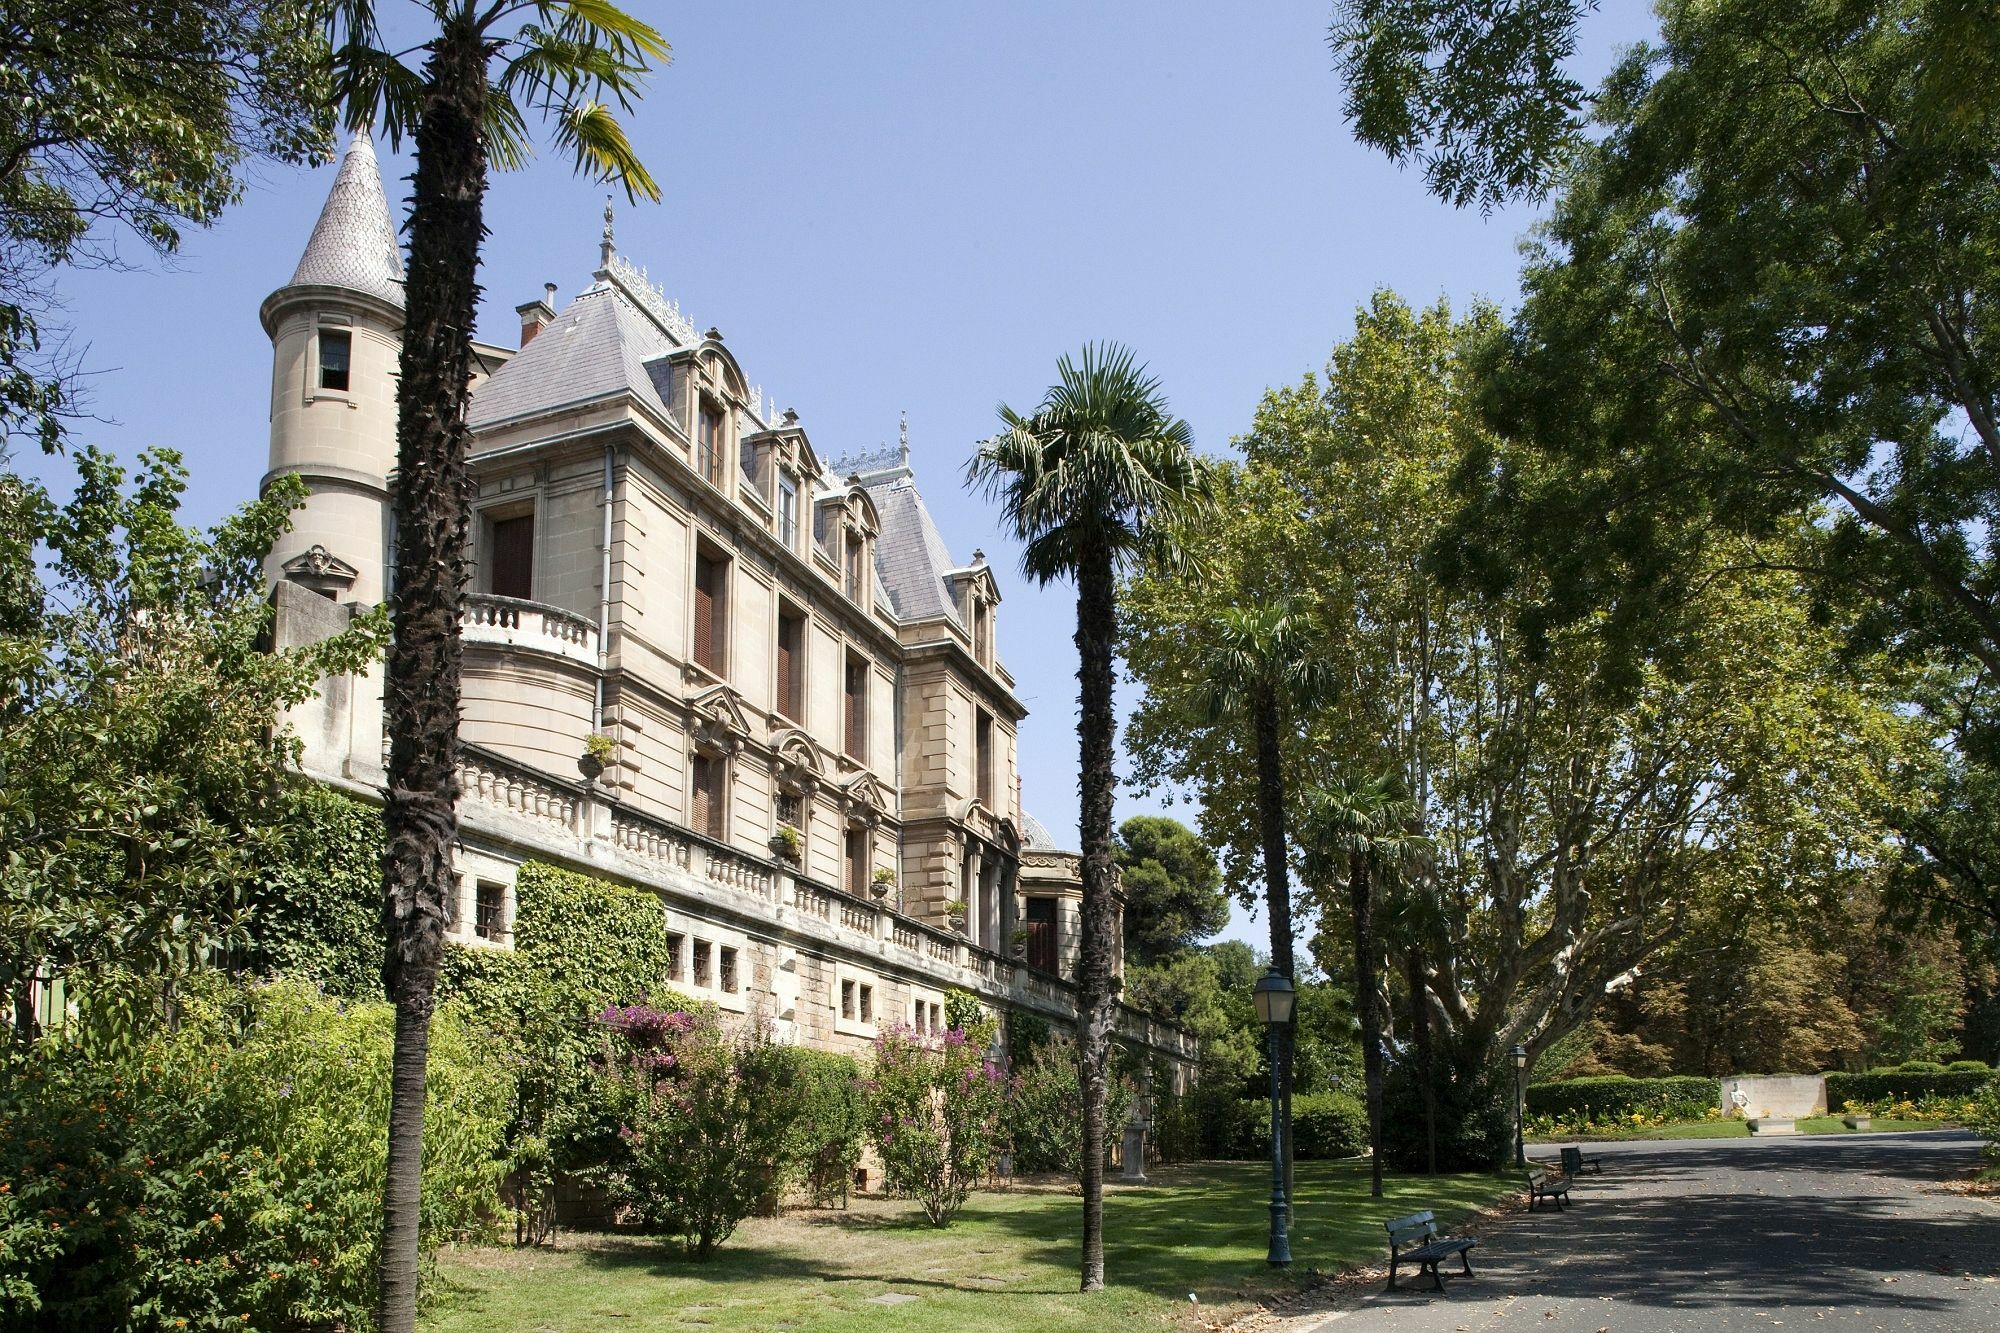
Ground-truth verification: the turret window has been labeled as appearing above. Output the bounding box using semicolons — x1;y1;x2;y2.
318;328;352;392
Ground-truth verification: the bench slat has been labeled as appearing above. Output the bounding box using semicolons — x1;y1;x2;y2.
1385;1210;1435;1231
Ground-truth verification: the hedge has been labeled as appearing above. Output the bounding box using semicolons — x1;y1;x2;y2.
1526;1075;1716;1122
1825;1069;1995;1108
1214;1092;1368;1161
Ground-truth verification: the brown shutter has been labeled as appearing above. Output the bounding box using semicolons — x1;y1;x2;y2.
776;612;797;719
844;658;863;761
491;514;534;600
693;552;721;670
690;755;711;835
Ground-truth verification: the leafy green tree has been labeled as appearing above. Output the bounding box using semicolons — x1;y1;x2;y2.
1115;815;1226;964
1328;0;1598;211
0;450;380;1041
968;342;1212;1292
0;1;332;452
321;4;665;1324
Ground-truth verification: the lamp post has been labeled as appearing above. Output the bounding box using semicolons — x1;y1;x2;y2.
1252;968;1296;1268
1510;1043;1528;1168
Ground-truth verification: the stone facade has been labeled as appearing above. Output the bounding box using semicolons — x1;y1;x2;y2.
259;138;1194;1083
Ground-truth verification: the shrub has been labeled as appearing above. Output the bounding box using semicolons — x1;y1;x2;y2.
1525;1075;1717;1124
1968;1079;2000;1166
1005;1035;1133;1181
1382;1050;1512;1171
1898;1059;1948;1073
0;976;507;1331
777;1048;867;1208
1205;1092;1366;1161
1949;1060;1991;1073
1825;1069;1994;1109
594;1003;793;1259
866;1021;1009;1226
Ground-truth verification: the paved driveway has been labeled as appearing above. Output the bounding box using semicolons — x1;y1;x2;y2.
1306;1130;2000;1333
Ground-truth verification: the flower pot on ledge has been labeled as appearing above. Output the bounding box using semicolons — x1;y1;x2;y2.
869;880;890;901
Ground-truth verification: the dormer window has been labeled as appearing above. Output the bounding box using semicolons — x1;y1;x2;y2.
318;328;352;392
844;533;864;602
697;399;724;486
974;602;991;665
778;474;799;550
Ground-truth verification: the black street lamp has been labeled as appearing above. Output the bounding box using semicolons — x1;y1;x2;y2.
1510;1043;1529;1168
1252;968;1296;1268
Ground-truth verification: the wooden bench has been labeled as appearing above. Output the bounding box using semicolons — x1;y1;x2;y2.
1383;1210;1477;1292
1527;1168;1571;1212
1560;1145;1602;1176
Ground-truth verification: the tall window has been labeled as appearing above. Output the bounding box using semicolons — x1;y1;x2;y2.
843;534;864;601
776;606;804;722
739;436;762;492
976;710;994;807
973;603;990;664
778;475;799;549
697;400;723;485
690;753;725;840
845;827;868;896
692;548;728;673
488;512;534;600
318;327;351;392
1026;898;1058;973
843;654;868;763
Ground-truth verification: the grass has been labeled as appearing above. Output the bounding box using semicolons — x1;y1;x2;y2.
421;1160;1516;1332
1529;1116;1949;1143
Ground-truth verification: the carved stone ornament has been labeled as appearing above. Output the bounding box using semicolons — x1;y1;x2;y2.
281;544;359;595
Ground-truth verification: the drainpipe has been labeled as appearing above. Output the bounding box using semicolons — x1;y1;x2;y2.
892;656;906;913
593;443;615;731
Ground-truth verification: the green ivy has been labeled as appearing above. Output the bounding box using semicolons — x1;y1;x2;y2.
244;786;386;998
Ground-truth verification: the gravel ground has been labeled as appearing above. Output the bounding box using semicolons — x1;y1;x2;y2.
1295;1130;2000;1333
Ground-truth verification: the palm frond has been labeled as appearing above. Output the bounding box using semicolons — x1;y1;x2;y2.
550;101;659;201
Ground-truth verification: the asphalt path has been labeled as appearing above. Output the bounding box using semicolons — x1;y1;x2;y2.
1305;1130;2000;1333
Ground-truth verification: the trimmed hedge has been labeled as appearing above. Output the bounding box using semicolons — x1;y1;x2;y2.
1825;1069;1995;1108
1215;1092;1368;1161
1526;1075;1716;1122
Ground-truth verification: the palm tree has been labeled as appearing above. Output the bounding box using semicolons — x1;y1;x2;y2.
1302;774;1421;1198
1193;601;1334;1217
968;343;1211;1291
322;5;663;1328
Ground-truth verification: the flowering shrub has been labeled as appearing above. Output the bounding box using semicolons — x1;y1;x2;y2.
0;976;507;1331
867;1021;1009;1226
1005;1035;1133;1183
593;1003;794;1258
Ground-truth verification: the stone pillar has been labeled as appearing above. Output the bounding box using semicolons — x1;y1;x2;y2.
1120;1121;1148;1183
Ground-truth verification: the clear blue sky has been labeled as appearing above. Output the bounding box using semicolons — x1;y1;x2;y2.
35;2;1659;952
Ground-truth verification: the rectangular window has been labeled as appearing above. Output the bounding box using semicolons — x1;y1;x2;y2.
488;512;534;601
841;978;855;1020
776;792;802;827
691;754;726;840
859;984;873;1023
974;604;990;664
778;475;799;549
697;400;723;485
693;938;712;988
1026;897;1058;973
976;710;994;807
844;654;868;763
845;827;867;897
692;549;727;673
740;436;762;492
666;932;685;983
844;535;864;601
776;606;804;721
318;327;351;392
475;881;506;941
719;946;738;994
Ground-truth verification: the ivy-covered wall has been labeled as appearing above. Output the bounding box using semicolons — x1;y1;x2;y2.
245;786;386;997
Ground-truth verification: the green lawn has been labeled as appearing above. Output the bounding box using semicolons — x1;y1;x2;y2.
422;1161;1516;1332
1529;1116;1946;1143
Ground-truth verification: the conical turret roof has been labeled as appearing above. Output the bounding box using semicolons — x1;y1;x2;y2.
285;133;404;308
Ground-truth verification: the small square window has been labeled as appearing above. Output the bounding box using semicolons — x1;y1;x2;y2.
841;978;855;1019
666;932;685;984
474;881;505;941
693;939;712;988
318;327;351;392
859;984;873;1023
719;946;738;994
776;792;802;826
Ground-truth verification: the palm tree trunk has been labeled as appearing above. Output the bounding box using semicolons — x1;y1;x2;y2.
1073;544;1119;1293
375;18;488;1333
1251;688;1294;1220
1352;851;1384;1198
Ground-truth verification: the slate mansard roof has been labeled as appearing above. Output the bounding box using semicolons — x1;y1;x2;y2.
285;135;404;309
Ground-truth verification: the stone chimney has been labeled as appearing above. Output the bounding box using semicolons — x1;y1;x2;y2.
517;283;557;346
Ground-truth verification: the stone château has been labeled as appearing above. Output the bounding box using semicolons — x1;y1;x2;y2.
262;135;1194;1080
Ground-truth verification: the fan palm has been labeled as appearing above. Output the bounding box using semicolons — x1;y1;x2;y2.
320;5;664;1328
1193;600;1335;1217
968;342;1212;1291
1302;773;1423;1198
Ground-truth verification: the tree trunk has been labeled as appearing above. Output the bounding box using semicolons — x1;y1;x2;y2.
1352;851;1384;1198
375;19;488;1333
1251;688;1295;1220
1073;544;1120;1293
1405;943;1437;1175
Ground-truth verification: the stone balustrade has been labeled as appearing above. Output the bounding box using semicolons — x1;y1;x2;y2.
461;593;600;667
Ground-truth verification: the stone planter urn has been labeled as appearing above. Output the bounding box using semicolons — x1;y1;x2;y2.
576;752;605;782
947;912;968;934
869;879;890;902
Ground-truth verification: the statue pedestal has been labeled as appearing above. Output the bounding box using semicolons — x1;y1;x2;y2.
1120;1124;1148;1183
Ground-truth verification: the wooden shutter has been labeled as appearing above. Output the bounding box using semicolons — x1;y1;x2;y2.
846;829;866;895
692;755;724;839
844;657;865;761
1027;898;1058;973
490;514;534;600
693;551;723;671
776;612;798;720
